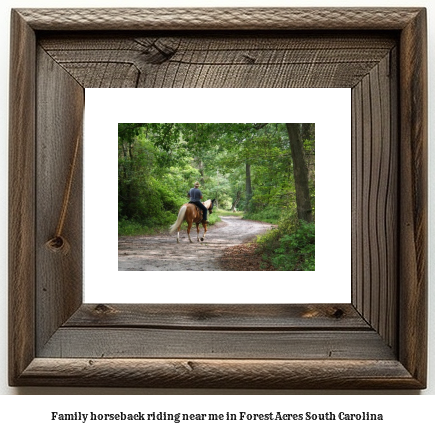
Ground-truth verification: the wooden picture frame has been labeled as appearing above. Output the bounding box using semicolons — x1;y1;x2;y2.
9;8;427;389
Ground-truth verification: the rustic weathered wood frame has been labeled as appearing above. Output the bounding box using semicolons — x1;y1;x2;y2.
9;8;427;389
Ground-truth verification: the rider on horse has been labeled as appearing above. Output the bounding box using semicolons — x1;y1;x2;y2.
188;181;209;224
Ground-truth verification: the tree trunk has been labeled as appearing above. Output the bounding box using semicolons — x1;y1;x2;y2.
286;123;312;222
245;163;252;210
302;123;315;187
198;159;205;184
302;123;314;142
231;190;242;211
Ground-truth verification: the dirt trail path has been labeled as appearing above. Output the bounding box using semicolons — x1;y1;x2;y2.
118;216;275;271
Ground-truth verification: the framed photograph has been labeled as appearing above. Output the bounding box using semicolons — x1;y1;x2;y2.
87;88;350;304
9;8;427;388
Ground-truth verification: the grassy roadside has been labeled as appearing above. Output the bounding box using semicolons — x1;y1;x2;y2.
255;216;315;271
242;208;281;224
215;209;244;217
118;207;239;236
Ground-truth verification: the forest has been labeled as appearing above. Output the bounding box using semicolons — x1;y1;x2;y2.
118;123;315;271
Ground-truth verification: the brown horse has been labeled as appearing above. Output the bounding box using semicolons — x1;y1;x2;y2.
169;199;216;243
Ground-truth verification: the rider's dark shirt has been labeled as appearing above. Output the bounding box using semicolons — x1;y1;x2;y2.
189;188;202;202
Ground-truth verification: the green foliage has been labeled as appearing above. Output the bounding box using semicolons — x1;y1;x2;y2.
118;131;189;234
256;211;315;271
216;209;244;217
243;206;282;224
118;218;150;236
207;211;220;225
270;221;315;271
118;123;315;241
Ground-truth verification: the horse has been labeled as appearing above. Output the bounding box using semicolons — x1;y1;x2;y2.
169;199;216;243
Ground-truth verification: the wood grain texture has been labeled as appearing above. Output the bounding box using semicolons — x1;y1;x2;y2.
17;358;420;389
65;304;369;330
16;8;422;31
35;48;84;353
387;47;399;350
39;328;395;360
39;33;396;88
398;9;428;386
8;10;36;386
351;50;398;351
8;8;427;389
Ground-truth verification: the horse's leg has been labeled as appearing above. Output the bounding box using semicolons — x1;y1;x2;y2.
196;223;200;242
200;223;207;242
187;221;193;243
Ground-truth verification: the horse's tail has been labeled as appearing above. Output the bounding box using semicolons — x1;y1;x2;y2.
169;206;187;234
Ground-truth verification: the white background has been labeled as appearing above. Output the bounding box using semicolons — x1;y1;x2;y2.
85;88;351;304
0;0;434;428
